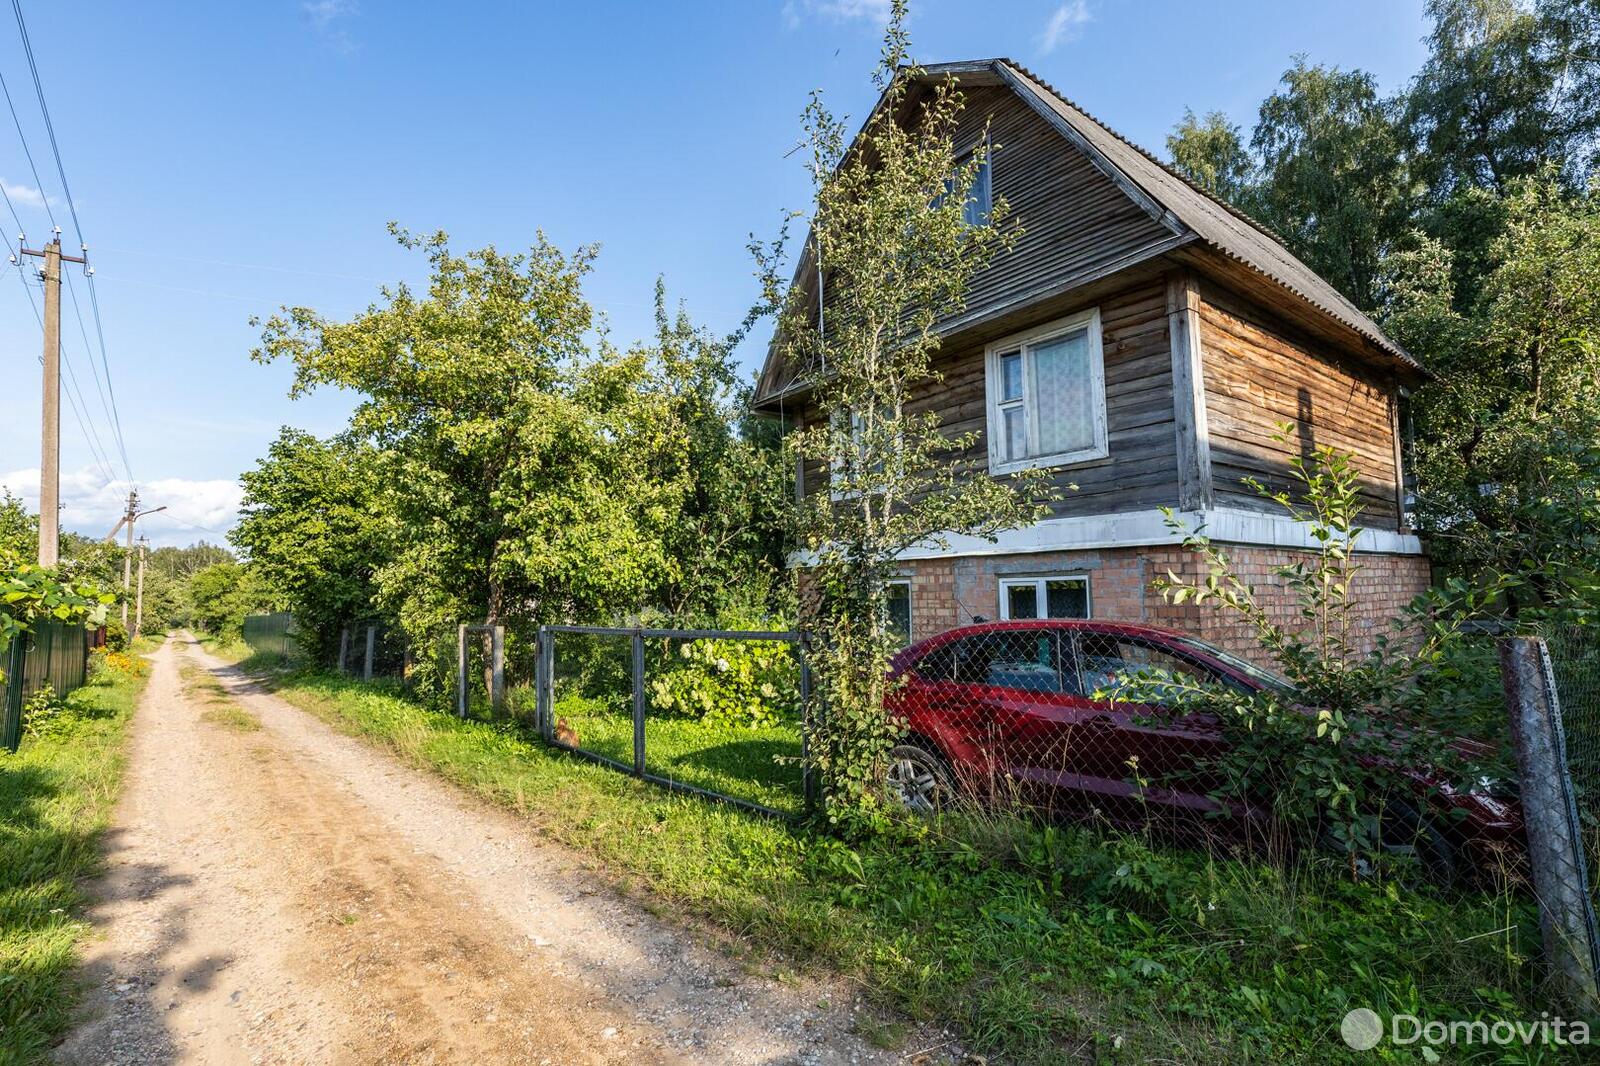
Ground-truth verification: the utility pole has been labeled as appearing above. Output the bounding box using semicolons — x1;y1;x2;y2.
105;493;164;630
18;230;85;568
134;535;148;637
120;491;136;628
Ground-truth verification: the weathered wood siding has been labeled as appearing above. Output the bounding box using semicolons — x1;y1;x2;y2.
951;85;1176;320
799;281;1181;518
1199;287;1402;528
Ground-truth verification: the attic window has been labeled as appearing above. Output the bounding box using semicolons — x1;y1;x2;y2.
939;151;991;226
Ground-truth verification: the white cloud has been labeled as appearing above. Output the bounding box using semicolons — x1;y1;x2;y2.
302;0;358;52
2;466;242;548
1039;0;1092;54
302;0;355;29
783;0;893;28
1;179;52;211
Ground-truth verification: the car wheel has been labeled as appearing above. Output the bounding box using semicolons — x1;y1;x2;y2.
1319;801;1458;889
885;743;953;815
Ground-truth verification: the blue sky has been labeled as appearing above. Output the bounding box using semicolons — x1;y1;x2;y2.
0;0;1431;546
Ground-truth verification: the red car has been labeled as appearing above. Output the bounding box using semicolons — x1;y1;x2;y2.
883;620;1523;882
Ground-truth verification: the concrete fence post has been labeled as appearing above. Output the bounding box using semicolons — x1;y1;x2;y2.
363;625;376;682
337;625;350;675
490;625;504;714
1500;635;1600;1017
456;624;468;719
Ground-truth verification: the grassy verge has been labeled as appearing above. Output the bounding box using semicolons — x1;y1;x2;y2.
246;665;1560;1063
0;641;155;1062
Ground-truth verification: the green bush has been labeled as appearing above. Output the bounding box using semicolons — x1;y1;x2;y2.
649;636;799;728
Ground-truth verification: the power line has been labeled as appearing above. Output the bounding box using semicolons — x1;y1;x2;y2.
13;257;119;491
6;0;135;488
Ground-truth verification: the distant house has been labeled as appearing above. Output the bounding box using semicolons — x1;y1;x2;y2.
751;59;1429;661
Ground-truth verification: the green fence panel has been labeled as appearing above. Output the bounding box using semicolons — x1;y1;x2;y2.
0;619;90;753
242;612;297;661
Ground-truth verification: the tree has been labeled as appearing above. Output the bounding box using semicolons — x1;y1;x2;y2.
232;428;389;661
1166;109;1254;201
1251;59;1411;311
639;281;790;622
1408;0;1598;201
1383;175;1600;613
186;561;272;641
763;3;1048;814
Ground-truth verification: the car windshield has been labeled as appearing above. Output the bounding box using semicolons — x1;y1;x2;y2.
1169;636;1295;696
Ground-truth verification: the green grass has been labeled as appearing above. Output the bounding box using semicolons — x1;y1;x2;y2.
0;645;153;1063
244;665;1566;1064
549;693;805;815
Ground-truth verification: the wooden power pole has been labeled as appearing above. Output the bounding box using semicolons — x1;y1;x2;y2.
134;535;148;637
19;232;86;563
19;233;84;567
105;492;164;630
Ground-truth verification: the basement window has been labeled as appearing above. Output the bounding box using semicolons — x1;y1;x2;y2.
998;575;1091;620
885;580;912;647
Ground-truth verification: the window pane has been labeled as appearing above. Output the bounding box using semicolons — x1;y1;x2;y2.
1045;578;1089;619
963;157;992;226
885;582;912;647
1006;583;1038;619
1029;329;1095;456
1003;406;1026;461
1000;351;1022;401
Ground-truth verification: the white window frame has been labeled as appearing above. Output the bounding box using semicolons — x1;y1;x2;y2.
984;308;1108;475
997;574;1092;620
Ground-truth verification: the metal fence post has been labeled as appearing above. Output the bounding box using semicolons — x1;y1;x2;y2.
798;635;818;813
1500;635;1600;1016
491;625;505;714
2;636;25;754
537;626;553;742
631;629;645;777
456;624;469;718
363;625;375;682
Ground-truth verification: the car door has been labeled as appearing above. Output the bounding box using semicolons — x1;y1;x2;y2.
943;627;1110;815
1070;631;1233;821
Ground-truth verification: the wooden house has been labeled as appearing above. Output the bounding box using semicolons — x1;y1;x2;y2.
751;59;1430;660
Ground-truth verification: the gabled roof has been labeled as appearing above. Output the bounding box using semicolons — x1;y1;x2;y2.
753;57;1418;410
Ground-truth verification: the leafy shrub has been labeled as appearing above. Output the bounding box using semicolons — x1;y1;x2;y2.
649;637;799;728
1112;428;1509;875
102;619;129;652
21;683;67;738
92;646;147;680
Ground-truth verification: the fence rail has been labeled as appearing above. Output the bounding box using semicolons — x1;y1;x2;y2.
2;619;91;752
535;625;816;820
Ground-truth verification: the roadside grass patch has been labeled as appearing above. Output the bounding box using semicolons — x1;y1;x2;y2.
250;666;1560;1064
0;646;152;1062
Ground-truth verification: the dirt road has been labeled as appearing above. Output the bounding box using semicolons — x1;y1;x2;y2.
56;635;923;1065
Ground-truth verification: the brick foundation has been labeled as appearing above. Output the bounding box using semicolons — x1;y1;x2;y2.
876;544;1432;667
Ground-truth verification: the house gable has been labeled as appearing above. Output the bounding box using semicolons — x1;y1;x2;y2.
752;58;1423;412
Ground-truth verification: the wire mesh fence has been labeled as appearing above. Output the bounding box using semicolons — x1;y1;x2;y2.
2;619;90;752
1545;628;1600;936
542;626;813;819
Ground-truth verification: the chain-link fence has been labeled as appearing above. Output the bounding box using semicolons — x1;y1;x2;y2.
1533;629;1600;1011
2;619;90;752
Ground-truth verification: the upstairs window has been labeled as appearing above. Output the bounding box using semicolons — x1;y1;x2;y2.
985;308;1107;474
939;150;992;226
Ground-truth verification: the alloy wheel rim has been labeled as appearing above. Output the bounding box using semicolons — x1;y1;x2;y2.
887;756;941;812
